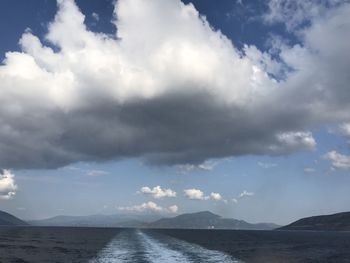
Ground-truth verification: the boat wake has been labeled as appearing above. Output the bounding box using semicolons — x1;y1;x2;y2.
91;229;241;263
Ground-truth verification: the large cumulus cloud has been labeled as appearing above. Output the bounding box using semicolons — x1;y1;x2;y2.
0;0;349;169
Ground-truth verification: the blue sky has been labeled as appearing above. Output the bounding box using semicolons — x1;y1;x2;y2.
0;0;350;225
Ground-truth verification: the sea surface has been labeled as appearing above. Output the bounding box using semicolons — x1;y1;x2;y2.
0;226;350;262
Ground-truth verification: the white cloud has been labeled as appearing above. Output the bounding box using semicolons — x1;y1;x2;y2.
0;0;330;170
339;123;350;145
276;132;316;151
64;167;109;176
176;161;217;174
340;123;350;137
183;189;227;202
263;0;344;31
230;190;254;203
304;167;316;173
167;205;178;214
184;188;208;200
118;201;163;212
244;44;286;79
0;170;17;200
258;162;277;168
239;190;254;198
117;201;177;214
64;166;84;172
86;170;109;177
0;0;349;170
140;185;176;199
91;12;99;21
324;151;350;170
210;192;227;203
210;192;223;201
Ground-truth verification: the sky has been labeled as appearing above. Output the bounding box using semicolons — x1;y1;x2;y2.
0;0;350;225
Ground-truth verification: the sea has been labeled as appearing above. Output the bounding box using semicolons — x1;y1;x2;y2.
0;226;350;262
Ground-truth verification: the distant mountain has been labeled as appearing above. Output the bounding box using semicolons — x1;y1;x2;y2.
147;211;279;230
29;213;160;227
0;210;28;226
279;211;350;231
30;211;279;230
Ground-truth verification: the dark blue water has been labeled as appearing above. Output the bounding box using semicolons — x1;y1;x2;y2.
0;226;350;262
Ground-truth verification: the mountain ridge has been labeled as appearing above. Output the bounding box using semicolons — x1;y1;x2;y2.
29;210;280;230
4;209;350;231
28;213;160;227
0;210;28;226
147;211;280;230
278;211;350;231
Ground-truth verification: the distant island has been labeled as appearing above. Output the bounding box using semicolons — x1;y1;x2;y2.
147;211;279;230
28;213;160;228
0;210;28;226
4;209;350;231
279;211;350;231
29;210;279;230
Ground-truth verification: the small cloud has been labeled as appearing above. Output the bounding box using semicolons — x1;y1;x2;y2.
304;167;316;173
231;198;238;203
86;170;109;177
63;166;84;172
210;192;222;201
340;123;350;137
239;190;254;199
118;201;162;213
140;186;176;199
262;0;342;31
91;12;99;22
16;207;26;211
183;189;227;202
167;205;178;214
64;166;109;177
258;162;277;168
210;193;227;203
118;201;177;214
324;151;350;170
277;131;316;150
176;161;217;174
0;170;17;200
184;188;208;200
339;123;350;144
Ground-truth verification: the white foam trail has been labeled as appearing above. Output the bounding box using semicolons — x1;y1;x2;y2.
144;231;240;263
91;229;242;263
89;230;137;263
137;230;190;262
174;239;238;263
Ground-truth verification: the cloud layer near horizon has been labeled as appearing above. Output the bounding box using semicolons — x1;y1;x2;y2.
0;0;349;169
118;201;178;214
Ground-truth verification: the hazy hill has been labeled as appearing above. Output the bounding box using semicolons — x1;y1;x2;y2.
147;211;279;230
29;211;279;230
0;210;28;226
279;211;350;231
29;213;160;227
